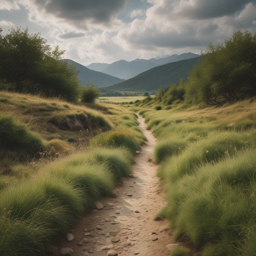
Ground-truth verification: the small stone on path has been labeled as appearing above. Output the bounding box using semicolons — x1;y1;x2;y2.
87;248;94;253
60;248;73;256
111;237;120;243
166;244;178;251
96;225;102;230
100;244;114;251
66;233;74;242
127;194;133;197
111;190;118;198
109;231;119;236
83;238;89;243
134;210;140;213
107;249;118;256
95;201;104;210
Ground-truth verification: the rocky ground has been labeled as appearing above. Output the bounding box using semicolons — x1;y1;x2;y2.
50;115;178;256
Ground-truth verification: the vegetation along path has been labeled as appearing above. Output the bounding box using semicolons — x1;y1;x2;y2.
54;115;175;256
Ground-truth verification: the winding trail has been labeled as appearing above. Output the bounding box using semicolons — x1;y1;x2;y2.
56;115;175;256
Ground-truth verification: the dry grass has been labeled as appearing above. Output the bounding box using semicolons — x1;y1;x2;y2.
0;91;113;143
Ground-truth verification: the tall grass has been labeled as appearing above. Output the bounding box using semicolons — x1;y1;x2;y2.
158;131;256;183
0;113;47;158
163;149;256;255
91;112;146;154
0;147;132;255
153;137;188;163
140;99;256;255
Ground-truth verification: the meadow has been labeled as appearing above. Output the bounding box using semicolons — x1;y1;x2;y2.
98;95;154;103
0;92;146;255
137;97;256;256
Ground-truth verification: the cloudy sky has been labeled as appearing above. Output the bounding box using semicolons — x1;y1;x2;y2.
0;0;256;66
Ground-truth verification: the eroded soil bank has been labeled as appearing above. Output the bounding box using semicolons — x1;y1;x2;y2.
53;115;175;256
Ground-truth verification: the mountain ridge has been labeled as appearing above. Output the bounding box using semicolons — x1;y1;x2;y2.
87;52;199;80
102;56;202;93
62;59;124;88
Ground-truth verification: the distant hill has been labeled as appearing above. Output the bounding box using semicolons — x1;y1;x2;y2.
86;63;109;72
103;57;202;93
87;52;199;80
62;59;124;87
100;59;157;80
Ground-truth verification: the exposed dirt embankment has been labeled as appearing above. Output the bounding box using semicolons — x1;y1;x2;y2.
52;115;176;256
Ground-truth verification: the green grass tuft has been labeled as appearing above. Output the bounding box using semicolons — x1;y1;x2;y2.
0;146;133;255
0;113;47;158
171;246;190;256
154;138;187;163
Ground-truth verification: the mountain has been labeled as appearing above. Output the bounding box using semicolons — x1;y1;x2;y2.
86;63;109;72
87;52;199;80
103;57;202;93
100;59;157;80
149;52;199;66
62;59;124;87
149;54;178;66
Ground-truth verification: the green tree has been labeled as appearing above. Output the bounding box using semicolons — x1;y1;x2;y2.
0;27;50;92
157;86;164;101
81;84;101;103
185;30;256;105
0;27;80;101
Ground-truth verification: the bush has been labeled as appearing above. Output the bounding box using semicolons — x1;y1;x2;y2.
185;30;256;105
0;113;47;158
91;130;140;154
154;138;187;163
81;84;100;103
155;106;162;110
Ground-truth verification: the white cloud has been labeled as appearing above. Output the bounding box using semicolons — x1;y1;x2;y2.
0;0;20;10
2;0;255;65
115;1;256;53
129;9;144;18
0;20;15;27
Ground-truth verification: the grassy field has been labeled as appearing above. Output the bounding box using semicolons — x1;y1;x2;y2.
98;95;154;103
139;98;256;256
0;91;146;255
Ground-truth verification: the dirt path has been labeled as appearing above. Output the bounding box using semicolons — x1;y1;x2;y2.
55;115;175;256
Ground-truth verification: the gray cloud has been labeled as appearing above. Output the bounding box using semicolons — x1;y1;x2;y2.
58;31;85;39
31;0;128;29
151;0;253;21
175;0;252;20
116;1;256;54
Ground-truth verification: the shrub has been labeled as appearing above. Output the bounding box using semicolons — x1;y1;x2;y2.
91;130;140;154
154;138;187;163
155;106;162;110
81;84;101;103
0;113;47;158
185;30;256;105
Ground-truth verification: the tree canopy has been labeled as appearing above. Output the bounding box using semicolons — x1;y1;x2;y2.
185;30;256;105
0;27;80;102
